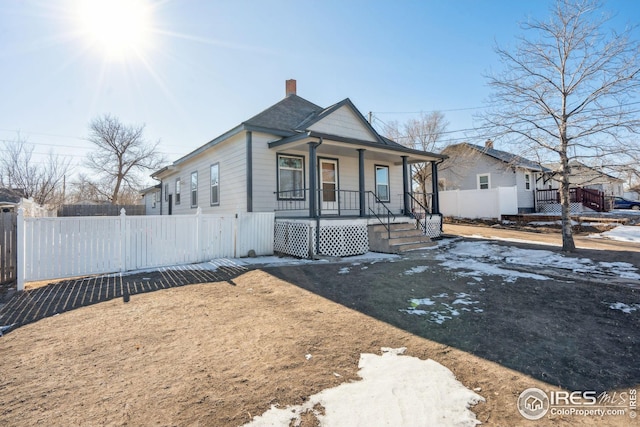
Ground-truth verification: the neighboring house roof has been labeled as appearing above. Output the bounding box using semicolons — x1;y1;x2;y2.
153;90;444;179
543;161;624;182
444;143;550;172
0;187;25;204
140;184;161;195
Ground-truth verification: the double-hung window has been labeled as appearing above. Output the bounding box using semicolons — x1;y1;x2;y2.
278;154;304;199
524;173;531;190
375;165;390;202
191;171;198;208
210;163;220;206
478;174;490;190
175;178;181;205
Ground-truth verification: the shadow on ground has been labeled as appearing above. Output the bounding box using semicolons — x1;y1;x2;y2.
263;242;640;393
0;260;247;334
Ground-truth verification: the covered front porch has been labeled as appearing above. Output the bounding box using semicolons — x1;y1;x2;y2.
269;129;445;258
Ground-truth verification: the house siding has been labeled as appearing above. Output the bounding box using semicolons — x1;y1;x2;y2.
159;133;247;215
440;147;516;190
308;105;377;142
515;168;535;210
144;190;161;215
252;132;287;213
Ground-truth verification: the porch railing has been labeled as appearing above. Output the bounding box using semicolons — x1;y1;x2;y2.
275;188;398;217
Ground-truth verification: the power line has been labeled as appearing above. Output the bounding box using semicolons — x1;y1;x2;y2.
372;106;486;115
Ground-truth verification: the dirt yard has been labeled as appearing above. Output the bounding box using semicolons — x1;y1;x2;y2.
0;229;639;426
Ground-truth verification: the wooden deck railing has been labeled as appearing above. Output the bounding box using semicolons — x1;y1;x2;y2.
535;187;605;212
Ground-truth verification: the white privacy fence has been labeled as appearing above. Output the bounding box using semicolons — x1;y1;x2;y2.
16;209;274;290
439;186;518;219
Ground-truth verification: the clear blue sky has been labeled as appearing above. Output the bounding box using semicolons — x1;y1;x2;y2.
1;0;638;182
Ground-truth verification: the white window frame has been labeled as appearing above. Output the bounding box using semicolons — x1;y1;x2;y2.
210;163;220;206
277;154;305;200
477;174;490;190
175;178;181;205
190;171;198;208
375;165;390;202
524;172;531;190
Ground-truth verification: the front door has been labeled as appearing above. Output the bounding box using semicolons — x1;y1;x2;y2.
319;159;339;214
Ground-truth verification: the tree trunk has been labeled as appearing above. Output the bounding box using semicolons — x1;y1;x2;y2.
559;154;576;252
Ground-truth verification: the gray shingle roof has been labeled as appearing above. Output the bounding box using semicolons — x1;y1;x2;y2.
449;143;550;172
243;94;323;132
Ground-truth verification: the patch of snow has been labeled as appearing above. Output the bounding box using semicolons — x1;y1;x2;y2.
436;241;640;282
409;297;436;307
607;302;640;313
338;267;350;275
243;349;483;427
591;225;640;243
400;293;481;324
404;266;430;275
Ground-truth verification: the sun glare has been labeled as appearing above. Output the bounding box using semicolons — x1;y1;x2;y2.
75;0;153;61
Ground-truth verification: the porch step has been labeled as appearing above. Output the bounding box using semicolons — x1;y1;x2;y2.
368;222;435;254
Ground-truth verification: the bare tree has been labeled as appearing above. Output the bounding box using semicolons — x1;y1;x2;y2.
484;0;640;251
382;111;449;202
0;136;71;207
85;114;164;204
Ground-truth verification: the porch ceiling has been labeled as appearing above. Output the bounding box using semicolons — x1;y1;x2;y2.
268;131;445;164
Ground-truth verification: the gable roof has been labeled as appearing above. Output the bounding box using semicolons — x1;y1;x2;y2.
154;92;444;178
445;143;550;172
243;94;323;132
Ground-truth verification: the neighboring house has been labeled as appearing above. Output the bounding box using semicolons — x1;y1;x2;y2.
141;184;162;215
541;161;625;197
0;187;53;217
439;141;550;214
148;80;446;257
0;187;24;212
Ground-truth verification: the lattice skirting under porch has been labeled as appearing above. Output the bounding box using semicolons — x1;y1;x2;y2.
274;219;369;259
537;202;589;214
420;215;443;238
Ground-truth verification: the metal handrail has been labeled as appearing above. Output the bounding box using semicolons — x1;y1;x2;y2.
406;192;432;220
366;191;395;239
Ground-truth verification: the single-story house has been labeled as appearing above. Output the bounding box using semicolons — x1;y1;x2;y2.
438;141;550;214
541;161;624;197
148;80;446;257
438;142;623;216
141;184;162;215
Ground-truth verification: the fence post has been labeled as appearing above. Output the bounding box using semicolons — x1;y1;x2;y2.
16;208;25;291
196;207;202;261
120;208;126;272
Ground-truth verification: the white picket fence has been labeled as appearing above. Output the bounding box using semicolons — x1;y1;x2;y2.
16;209;274;290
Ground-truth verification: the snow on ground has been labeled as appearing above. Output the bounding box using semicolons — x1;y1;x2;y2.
607;302;640;313
400;293;483;324
436;240;640;281
400;240;640;324
243;348;483;427
589;225;640;243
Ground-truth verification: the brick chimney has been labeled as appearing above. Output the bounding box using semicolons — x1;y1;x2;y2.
485;139;494;149
285;79;297;97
